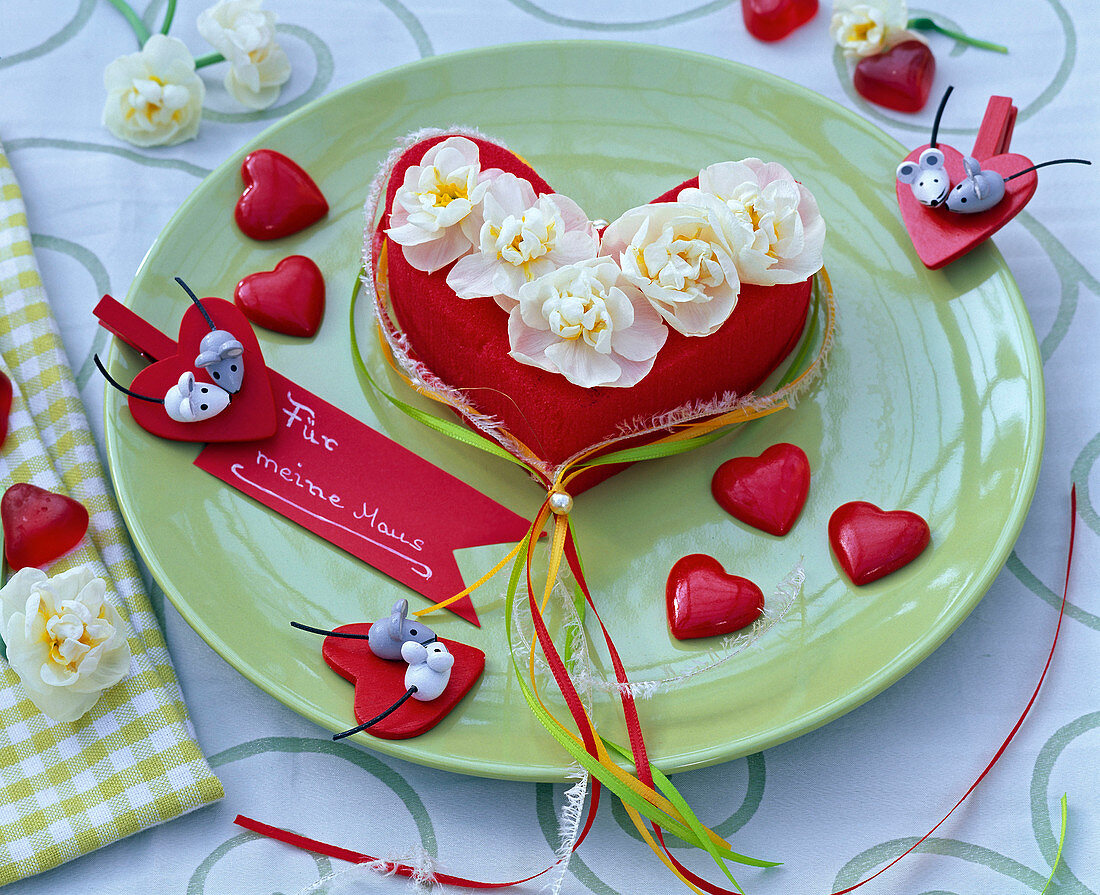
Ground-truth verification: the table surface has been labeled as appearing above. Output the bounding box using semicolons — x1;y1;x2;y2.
2;3;1098;894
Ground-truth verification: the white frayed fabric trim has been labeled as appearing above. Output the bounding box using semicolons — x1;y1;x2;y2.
512;562;806;701
294;846;440;894
544;764;590;895
359;127;834;479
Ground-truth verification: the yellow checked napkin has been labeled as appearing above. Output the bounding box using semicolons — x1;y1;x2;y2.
0;140;223;884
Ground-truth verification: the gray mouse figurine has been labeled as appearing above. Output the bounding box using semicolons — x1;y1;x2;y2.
175;276;246;394
366;598;437;661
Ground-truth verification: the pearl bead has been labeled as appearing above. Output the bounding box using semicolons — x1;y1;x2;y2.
549;490;573;515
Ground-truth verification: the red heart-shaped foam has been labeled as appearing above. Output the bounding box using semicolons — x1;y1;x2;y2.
2;483;89;570
128;298;277;443
829;501;930;586
0;370;12;447
377;136;813;488
743;0;818;41
666;554;765;640
711;442;810;536
235;255;326;338
896;143;1038;269
322;623;485;739
854;39;935;113
235;149;328;241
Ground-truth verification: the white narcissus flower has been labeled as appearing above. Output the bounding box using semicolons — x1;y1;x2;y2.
829;0;909;57
679;159;825;286
102;34;205;147
509;257;668;388
447;173;600;304
600;203;741;338
387;137;502;274
1;566;132;723
197;0;291;111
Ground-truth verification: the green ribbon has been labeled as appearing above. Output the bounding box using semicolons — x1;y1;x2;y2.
1039;793;1068;895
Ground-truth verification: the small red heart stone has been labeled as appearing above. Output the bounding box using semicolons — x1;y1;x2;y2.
666;554;765;640
128;297;277;443
235;255;326;338
321;623;485;739
743;0;818;41
895;142;1038;269
2;483;89;570
0;370;12;447
829;501;930;586
711;443;810;536
235;149;328;241
854;40;936;113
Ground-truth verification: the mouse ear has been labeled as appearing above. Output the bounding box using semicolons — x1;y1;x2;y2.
962;156;981;177
388;599;408;639
919;148;945;169
896;161;920;184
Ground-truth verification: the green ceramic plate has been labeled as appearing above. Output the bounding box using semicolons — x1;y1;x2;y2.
104;42;1043;782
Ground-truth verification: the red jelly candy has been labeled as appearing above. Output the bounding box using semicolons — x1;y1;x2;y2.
666;554;765;640
235;149;328;241
235;255;326;337
711;443;810;536
854;40;936;113
0;370;12;447
1;483;90;570
828;501;930;585
743;0;818;41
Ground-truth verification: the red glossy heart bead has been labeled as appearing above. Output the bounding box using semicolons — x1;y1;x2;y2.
0;370;12;448
711;442;810;536
235;149;328;241
854;40;936;113
321;623;485;739
666;554;765;640
2;483;89;570
235;255;326;338
743;0;818;41
127;297;277;443
828;501;930;586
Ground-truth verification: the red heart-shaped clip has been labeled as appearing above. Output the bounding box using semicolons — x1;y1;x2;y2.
235;255;326;338
828;501;930;586
896;143;1037;269
128;298;277;443
666;554;765;640
711;443;810;536
321;623;485;739
235;149;328;241
854;40;936;113
2;483;89;570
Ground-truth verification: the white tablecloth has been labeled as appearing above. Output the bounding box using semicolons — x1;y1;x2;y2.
2;2;1098;893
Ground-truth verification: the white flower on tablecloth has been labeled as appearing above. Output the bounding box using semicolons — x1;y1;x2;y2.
600;202;741;338
1;566;132;723
508;257;668;388
829;0;910;57
387;137;502;274
197;0;291;111
679;159;825;286
102;34;205;147
447;173;599;304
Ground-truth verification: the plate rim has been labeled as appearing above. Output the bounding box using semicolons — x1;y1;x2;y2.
104;39;1046;781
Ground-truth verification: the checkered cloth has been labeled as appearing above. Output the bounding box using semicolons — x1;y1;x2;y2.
0;140;222;884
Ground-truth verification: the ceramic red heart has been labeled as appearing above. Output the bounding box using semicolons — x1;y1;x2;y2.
666;554;764;640
374;135;814;489
743;0;818;41
321;623;485;739
235;255;326;337
128;297;277;443
828;501;930;586
2;483;89;570
0;370;12;447
854;40;935;113
711;443;810;536
896;142;1038;269
235;149;328;241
